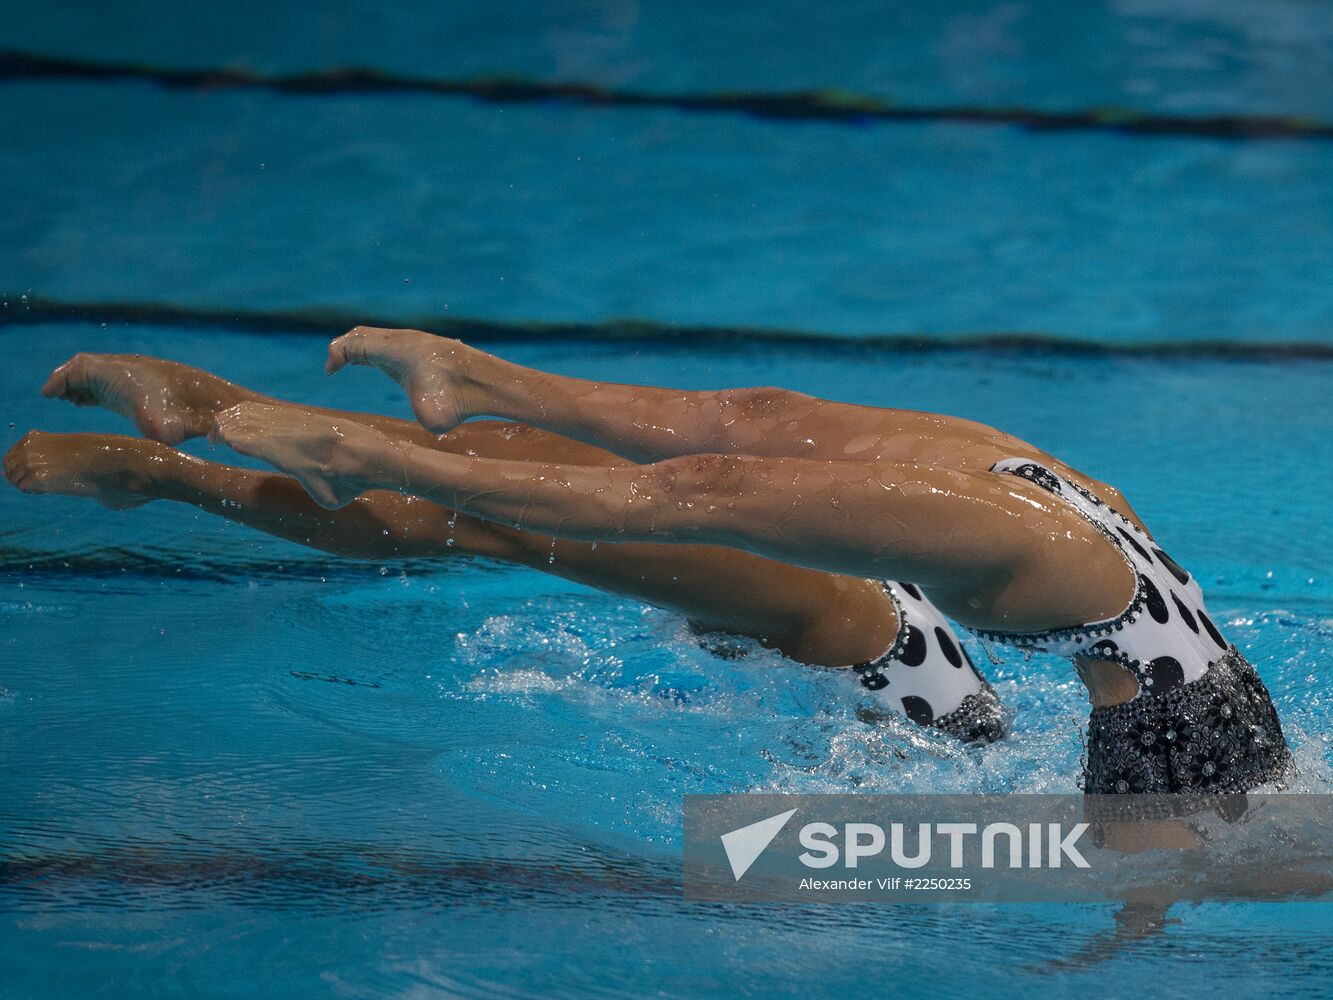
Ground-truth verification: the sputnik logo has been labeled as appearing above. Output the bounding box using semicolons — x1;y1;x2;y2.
720;808;797;880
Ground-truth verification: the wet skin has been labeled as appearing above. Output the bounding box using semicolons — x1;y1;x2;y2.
8;336;1155;705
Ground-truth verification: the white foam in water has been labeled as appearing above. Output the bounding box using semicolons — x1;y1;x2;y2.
435;591;1333;825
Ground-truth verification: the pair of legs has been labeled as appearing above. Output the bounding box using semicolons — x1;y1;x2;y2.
6;354;900;668
7;333;1149;711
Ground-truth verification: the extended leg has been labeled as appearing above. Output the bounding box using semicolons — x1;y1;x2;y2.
207;402;1133;635
41;349;1150;530
33;354;910;657
3;430;900;667
326;327;1009;465
6;431;1006;739
323;328;1152;529
20;354;1009;736
39;351;552;454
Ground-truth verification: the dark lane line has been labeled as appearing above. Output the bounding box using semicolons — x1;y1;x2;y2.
3;296;1332;360
2;49;1330;142
0;542;459;584
0;839;684;911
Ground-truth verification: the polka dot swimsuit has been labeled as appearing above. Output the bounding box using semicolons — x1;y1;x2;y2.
972;459;1234;699
849;457;1289;791
853;581;1006;743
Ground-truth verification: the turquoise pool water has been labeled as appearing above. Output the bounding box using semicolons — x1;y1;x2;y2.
3;2;1332;998
3;328;1332;997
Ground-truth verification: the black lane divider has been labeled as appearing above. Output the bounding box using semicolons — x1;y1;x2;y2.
3;49;1330;141
4;295;1332;360
0;841;684;910
0;543;461;584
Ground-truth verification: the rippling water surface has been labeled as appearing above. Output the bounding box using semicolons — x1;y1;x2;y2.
2;326;1332;997
3;0;1333;995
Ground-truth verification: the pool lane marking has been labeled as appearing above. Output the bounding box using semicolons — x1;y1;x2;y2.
4;296;1332;360
1;49;1329;142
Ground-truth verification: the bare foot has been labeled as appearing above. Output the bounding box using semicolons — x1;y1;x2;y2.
325;327;485;434
209;402;392;510
3;431;169;509
42;353;246;445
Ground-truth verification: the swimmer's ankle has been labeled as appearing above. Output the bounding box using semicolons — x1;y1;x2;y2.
473;356;562;427
142;446;211;502
195;377;256;420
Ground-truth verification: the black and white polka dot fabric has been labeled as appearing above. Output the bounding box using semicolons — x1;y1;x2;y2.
853;581;1006;743
973;458;1233;698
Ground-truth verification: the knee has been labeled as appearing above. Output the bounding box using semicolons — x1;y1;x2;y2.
723;386;799;419
654;453;752;500
625;454;754;539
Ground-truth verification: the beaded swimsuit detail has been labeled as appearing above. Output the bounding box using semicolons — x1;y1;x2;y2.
977;458;1290;793
853;581;1007;744
837;457;1287;791
974;458;1233;699
1084;647;1289;795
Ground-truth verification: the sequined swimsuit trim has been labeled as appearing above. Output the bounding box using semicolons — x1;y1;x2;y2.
852;581;1007;744
958;458;1291;794
967;460;1239;701
872;581;910;662
968;465;1146;649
